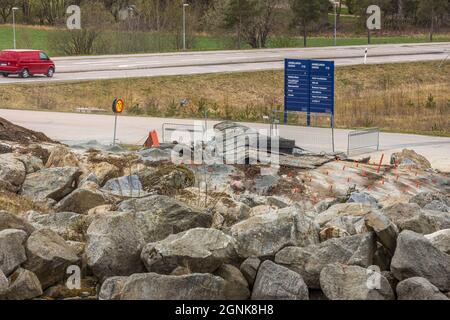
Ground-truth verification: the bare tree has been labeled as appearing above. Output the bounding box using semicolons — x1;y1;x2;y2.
224;0;280;49
417;0;449;41
35;0;68;25
0;0;17;23
49;1;113;55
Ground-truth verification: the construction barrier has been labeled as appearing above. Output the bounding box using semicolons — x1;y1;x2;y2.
271;111;335;154
144;130;160;148
347;128;380;155
162;122;204;144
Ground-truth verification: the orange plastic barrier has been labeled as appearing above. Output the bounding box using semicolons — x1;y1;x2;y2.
144;130;160;148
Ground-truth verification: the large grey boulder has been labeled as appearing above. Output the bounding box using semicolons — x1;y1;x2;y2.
382;271;398;292
141;228;237;274
424;201;450;212
138;164;194;195
99;276;128;300
315;203;373;227
0;229;28;276
0;270;8;295
86;212;145;280
320;263;395;300
314;198;339;214
215;264;250;298
118;194;194;213
374;245;393;271
0;153;26;192
240;257;261;288
119;195;212;243
425;229;450;254
0;142;12;154
23;229;79;289
275;233;375;289
347;192;378;206
382;203;450;234
323;215;366;237
130;210;213;245
1;268;43;300
251;260;309;300
391;230;450;291
15;154;43;174
0;211;35;235
88;162;120;187
26;211;86;241
213;197;251;227
45;146;79;168
215;264;247;286
397;277;449;300
139;148;172;163
391;149;431;170
346;232;377;268
266;196;290;209
55;188;111;214
20;144;50;164
231;206;320;258
120;273;249;300
237;194;267;208
248;205;277;217
364;211;398;255
102;175;145;198
21;167;82;201
409;192;449;212
65;240;85;258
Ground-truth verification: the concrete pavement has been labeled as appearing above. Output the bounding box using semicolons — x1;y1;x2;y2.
1;43;449;84
0;109;449;171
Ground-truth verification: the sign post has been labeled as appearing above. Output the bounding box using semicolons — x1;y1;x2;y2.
284;59;335;152
284;59;335;126
366;5;382;44
331;114;335;153
112;98;124;146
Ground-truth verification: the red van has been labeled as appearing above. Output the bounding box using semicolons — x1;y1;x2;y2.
0;50;55;78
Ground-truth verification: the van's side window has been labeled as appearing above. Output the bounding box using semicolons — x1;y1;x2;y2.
39;52;49;60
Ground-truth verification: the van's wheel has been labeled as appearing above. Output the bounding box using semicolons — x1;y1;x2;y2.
1;73;8;78
46;67;54;78
19;69;30;78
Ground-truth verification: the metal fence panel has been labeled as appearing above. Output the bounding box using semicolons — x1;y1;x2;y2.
162;123;204;144
271;111;335;154
347;128;380;155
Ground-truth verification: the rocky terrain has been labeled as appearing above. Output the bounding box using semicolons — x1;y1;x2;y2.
0;117;449;300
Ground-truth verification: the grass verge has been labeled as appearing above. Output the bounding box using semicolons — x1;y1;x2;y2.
1;24;449;56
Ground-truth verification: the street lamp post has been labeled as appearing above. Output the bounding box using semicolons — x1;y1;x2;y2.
183;3;189;50
12;7;19;49
127;6;136;30
333;1;338;46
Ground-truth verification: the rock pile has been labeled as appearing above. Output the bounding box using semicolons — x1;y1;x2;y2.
0;119;449;300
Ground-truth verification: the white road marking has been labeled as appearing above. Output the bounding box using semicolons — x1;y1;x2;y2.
0;43;448;84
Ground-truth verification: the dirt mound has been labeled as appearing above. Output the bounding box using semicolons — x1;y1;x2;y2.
0;117;57;145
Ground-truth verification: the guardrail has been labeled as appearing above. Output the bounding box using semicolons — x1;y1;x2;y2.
270;110;335;153
75;107;107;114
347;128;380;155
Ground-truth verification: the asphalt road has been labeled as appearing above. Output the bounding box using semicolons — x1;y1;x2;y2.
1;43;449;84
1;109;449;171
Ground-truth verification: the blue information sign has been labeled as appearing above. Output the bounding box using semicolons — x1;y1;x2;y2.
284;59;335;125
